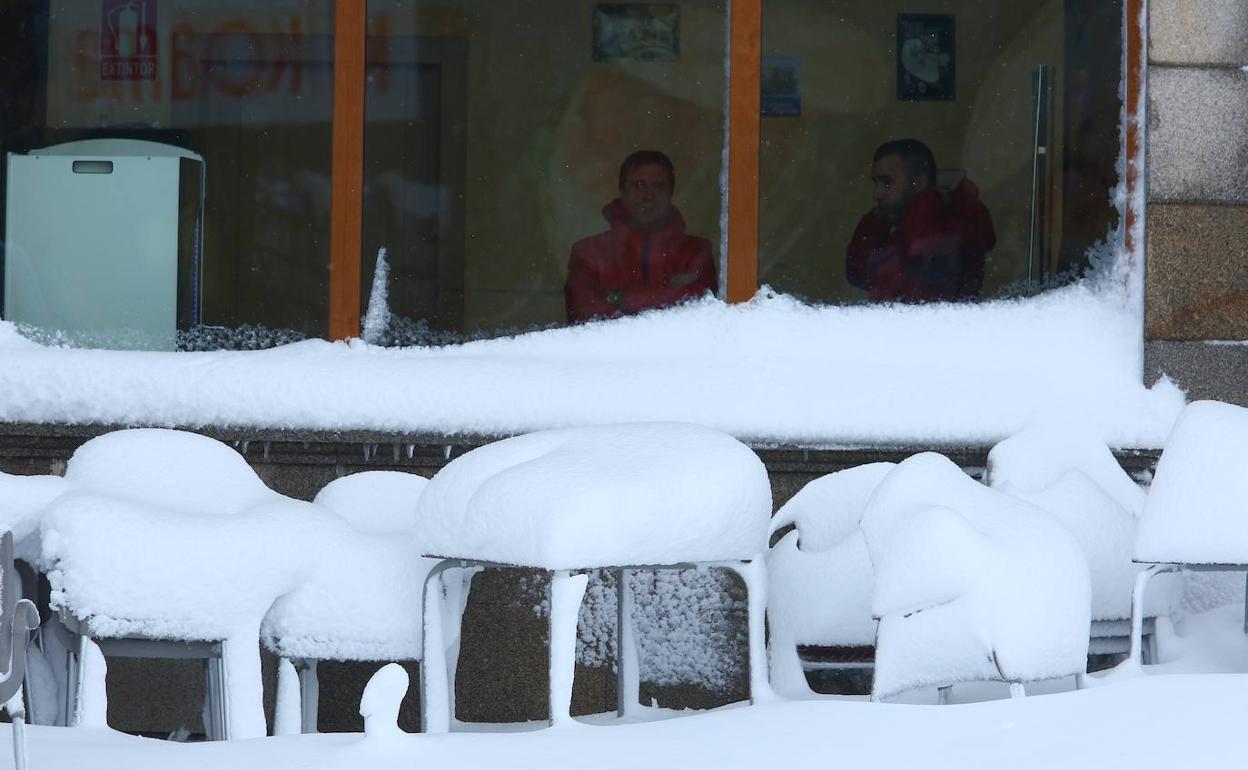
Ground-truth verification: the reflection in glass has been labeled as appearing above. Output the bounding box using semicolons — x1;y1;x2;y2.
760;0;1123;305
362;0;726;345
1;1;335;349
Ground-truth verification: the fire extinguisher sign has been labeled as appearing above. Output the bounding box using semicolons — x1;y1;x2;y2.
101;0;158;80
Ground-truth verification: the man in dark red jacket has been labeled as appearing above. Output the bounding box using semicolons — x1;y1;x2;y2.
565;150;717;323
846;139;996;303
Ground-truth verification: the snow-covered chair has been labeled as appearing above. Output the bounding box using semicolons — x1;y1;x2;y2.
766;463;893;696
0;529;40;770
261;470;440;734
40;428;295;740
412;423;773;731
862;453;1091;701
985;421;1177;664
1131;401;1248;664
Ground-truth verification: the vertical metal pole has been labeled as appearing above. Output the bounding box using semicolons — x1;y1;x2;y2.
1027;64;1051;284
296;659;319;734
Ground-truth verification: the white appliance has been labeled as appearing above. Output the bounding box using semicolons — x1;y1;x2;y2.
4;138;203;350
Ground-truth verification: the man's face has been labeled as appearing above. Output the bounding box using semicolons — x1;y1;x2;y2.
870;153;926;223
620;163;674;230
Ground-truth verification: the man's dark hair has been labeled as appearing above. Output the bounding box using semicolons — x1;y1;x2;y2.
619;150;676;190
873;139;936;185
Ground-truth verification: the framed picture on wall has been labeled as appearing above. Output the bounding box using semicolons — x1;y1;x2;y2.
896;14;955;101
592;4;680;62
761;56;801;117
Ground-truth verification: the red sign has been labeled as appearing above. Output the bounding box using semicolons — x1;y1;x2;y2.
100;0;158;80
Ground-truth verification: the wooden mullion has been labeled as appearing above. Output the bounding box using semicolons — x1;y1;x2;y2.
726;0;761;303
1123;0;1145;262
328;0;366;340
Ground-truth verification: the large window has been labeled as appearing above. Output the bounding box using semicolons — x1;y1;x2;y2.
1;0;335;349
758;0;1123;305
360;1;728;344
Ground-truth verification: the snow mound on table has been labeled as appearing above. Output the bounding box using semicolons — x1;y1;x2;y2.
1136;400;1248;564
314;470;429;534
985;418;1146;516
413;423;772;569
0;471;67;561
862;453;1091;699
41;493;326;640
64;428;277;515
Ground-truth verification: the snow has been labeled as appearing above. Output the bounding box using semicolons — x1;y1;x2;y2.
861;453;1092;699
985;421;1178;621
412;423;772;569
1136;400;1248;564
0;284;1185;447
358;663;408;740
765;465;893;695
0;471;66;561
8;673;1248;769
548;572;590;728
312;470;429;534
61;428;278;517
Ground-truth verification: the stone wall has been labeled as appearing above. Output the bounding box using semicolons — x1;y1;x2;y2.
1145;0;1248;404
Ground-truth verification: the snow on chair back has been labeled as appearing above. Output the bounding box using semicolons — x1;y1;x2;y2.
0;528;40;703
1136;401;1248;565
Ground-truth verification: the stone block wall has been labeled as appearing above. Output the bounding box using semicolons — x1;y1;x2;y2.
1144;1;1248;404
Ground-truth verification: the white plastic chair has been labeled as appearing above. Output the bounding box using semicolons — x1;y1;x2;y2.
261;470;447;734
863;453;1091;701
985;422;1177;665
0;530;40;770
765;463;893;696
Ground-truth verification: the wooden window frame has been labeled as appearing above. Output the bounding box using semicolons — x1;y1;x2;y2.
327;0;1144;338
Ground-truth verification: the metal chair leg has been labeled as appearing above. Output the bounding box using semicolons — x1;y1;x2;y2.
1130;564;1180;665
295;659;319;734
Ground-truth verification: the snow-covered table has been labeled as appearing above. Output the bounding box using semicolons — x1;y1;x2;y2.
411;423;774;731
1130;401;1248;663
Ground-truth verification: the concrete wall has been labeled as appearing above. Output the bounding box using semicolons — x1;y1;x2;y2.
1144;1;1248;405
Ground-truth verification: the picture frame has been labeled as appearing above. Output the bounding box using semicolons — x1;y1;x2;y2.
896;14;955;101
761;56;801;117
592;4;680;62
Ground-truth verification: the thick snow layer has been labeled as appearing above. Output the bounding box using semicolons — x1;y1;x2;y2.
41;493;325;641
985;423;1176;621
985;418;1147;516
767;462;895;549
0;285;1184;446
0;471;67;560
412;423;772;569
862;454;1091;698
64;428;278;516
313;470;429;534
10;674;1248;769
1136;401;1248;564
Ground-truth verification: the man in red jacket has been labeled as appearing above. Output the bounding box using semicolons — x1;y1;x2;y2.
565;150;717;323
846;139;996;303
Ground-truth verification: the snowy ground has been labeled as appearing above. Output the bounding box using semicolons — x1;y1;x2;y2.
8;603;1247;770
9;673;1244;769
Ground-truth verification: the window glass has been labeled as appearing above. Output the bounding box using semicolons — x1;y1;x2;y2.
759;0;1123;305
1;0;334;350
362;0;726;345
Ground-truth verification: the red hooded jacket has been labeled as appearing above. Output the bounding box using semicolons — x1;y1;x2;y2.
846;178;996;302
565;200;716;323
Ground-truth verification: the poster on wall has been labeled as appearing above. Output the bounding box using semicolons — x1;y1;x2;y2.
100;0;159;80
896;13;954;101
761;56;801;117
592;4;680;62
